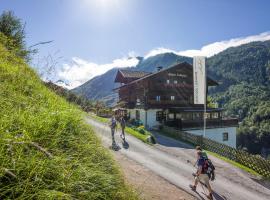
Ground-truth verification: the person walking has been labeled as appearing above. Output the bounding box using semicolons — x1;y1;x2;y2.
195;146;208;159
190;151;213;200
110;115;117;146
120;117;126;141
194;146;215;181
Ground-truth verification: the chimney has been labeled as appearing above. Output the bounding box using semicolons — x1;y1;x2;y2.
157;66;163;71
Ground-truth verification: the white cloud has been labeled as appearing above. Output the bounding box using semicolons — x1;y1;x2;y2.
145;31;270;58
57;31;270;89
57;56;139;89
144;48;178;59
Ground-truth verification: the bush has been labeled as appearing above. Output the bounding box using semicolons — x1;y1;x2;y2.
138;128;145;134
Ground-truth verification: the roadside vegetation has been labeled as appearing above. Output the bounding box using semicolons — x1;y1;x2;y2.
0;11;138;200
205;151;260;177
44;81;95;113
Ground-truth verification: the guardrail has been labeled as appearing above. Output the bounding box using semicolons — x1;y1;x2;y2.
162;126;270;178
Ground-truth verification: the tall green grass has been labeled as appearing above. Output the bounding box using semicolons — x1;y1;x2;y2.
0;44;137;199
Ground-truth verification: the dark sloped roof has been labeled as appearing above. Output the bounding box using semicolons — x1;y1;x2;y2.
119;69;151;78
114;62;218;90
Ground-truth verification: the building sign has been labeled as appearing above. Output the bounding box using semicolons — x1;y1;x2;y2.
193;56;206;104
168;73;187;78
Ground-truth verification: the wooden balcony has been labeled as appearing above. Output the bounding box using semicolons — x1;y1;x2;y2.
148;100;189;105
151;83;193;89
165;118;239;130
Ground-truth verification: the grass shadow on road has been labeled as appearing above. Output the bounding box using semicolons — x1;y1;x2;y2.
151;131;194;149
212;191;228;200
251;177;270;190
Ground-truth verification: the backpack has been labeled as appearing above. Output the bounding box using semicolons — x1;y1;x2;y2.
201;158;216;181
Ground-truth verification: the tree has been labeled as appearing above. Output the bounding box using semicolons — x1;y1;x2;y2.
0;10;30;60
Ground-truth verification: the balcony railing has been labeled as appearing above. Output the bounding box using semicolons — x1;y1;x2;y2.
165;118;238;130
151;83;193;88
148;100;189;105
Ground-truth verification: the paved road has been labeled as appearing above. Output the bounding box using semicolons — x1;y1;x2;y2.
86;117;270;200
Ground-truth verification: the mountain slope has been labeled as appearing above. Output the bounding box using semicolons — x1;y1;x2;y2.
136;53;192;72
72;68;120;105
0;39;137;199
206;41;270;118
207;41;270;93
206;41;270;154
72;53;192;105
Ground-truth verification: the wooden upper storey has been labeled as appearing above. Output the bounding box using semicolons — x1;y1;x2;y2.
114;62;218;109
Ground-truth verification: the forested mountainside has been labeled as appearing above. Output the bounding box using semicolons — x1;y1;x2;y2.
73;40;270;155
207;41;270;154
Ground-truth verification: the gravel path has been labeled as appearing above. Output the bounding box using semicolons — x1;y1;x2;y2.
86;117;270;200
115;153;196;200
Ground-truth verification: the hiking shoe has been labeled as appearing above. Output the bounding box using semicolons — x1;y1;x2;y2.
189;185;196;191
207;193;213;200
120;134;125;140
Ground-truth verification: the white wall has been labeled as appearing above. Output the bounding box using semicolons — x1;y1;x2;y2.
128;109;162;129
129;109;136;119
128;109;146;124
146;109;162;128
187;127;237;148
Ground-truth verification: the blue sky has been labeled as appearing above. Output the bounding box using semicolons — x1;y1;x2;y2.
1;0;270;88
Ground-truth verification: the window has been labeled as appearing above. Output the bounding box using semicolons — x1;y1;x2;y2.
156;96;161;101
156;111;163;121
189;96;193;104
223;132;229;141
166;79;170;84
176;113;182;119
168;113;174;120
174;80;178;84
135;110;140;120
193;113;202;119
212;112;219;119
171;96;175;101
136;98;141;105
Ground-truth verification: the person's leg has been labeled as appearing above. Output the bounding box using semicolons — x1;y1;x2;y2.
111;128;115;144
203;175;213;199
120;126;123;138
122;127;125;139
190;175;199;190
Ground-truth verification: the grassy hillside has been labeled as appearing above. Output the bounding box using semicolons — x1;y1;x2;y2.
0;43;137;199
